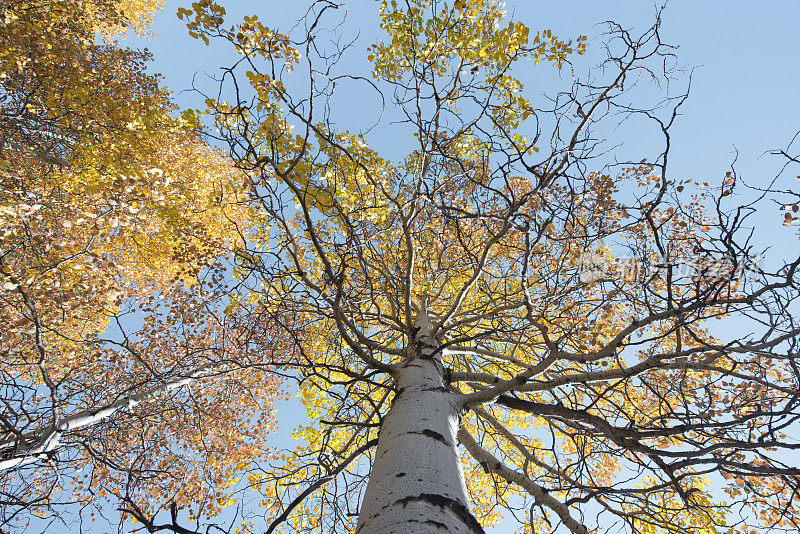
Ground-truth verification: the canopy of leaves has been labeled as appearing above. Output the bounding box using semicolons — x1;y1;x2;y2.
177;1;800;533
4;1;799;533
0;0;287;529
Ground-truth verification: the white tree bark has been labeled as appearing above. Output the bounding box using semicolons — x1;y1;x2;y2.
356;313;484;534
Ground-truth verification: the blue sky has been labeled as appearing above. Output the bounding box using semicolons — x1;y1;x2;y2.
128;0;800;189
126;0;800;265
119;1;800;532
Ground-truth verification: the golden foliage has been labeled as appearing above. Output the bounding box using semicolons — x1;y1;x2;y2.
0;0;282;527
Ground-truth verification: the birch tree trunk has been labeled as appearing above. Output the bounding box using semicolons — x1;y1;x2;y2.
356;314;484;534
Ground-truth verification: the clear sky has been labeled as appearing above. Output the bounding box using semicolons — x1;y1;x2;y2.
126;0;800;264
128;0;800;191
121;1;800;532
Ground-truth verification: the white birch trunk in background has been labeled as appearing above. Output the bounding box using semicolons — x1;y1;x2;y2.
356;313;484;534
0;363;223;470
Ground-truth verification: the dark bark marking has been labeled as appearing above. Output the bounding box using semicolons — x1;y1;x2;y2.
408;428;450;446
395;472;406;478
394;493;485;534
403;519;450;531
